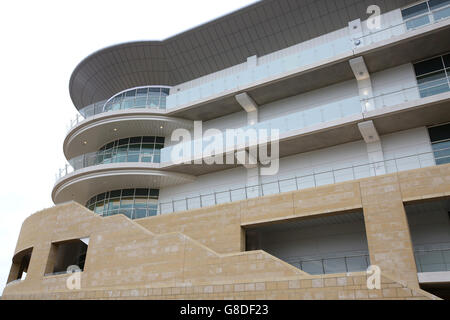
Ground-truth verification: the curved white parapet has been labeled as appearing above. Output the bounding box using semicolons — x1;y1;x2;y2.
52;163;196;205
64;110;194;159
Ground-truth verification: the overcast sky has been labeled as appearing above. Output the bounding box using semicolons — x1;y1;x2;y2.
0;0;257;295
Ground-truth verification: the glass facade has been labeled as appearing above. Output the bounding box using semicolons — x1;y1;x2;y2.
78;86;170;118
95;136;165;164
428;123;450;165
69;136;165;170
104;86;169;112
86;188;159;219
402;0;450;30
414;53;450;97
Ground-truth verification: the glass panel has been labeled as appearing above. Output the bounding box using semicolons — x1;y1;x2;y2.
433;5;450;20
125;90;135;97
134;97;147;107
417;70;449;97
414;56;444;76
143;137;155;143
122;189;135;197
429;123;450;142
301;260;323;275
149;189;159;198
324;258;347;274
120;197;134;209
135;188;149;197
94;202;104;214
134;209;147;219
346;256;369;272
134;198;148;209
136;88;148;96
443;54;450;68
428;0;450;10
110;190;121;198
402;2;429;20
156;137;165;144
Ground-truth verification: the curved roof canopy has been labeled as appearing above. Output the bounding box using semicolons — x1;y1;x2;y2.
69;0;416;110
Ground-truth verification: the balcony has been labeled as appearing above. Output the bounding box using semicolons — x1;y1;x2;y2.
158;149;449;214
55;78;450;208
68;86;170;131
163;9;450;120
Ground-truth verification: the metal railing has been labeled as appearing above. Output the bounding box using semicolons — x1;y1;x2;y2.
157;149;449;215
415;247;450;273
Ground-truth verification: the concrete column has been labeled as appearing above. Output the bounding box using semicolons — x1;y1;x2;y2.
235;92;261;195
350;56;374;112
358;121;386;176
360;174;419;288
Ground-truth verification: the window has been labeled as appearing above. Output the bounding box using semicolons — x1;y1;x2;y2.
402;0;450;30
103;86;169;111
428;123;450;164
89;136;165;166
86;188;160;219
414;53;450;97
45;239;88;275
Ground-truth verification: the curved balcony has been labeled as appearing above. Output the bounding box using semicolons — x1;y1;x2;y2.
64;112;193;160
69;86;171;131
68;136;165;171
52;162;196;205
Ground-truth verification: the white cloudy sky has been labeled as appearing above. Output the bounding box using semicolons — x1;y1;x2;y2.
0;0;257;295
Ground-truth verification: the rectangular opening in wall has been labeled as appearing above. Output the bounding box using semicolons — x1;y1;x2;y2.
244;211;369;275
7;247;33;284
45;238;88;276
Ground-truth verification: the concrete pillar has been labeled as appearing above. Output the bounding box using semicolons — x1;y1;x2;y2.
360;174;419;288
358;121;386;176
350;56;374;112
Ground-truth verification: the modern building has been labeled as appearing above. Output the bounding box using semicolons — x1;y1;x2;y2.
3;0;450;300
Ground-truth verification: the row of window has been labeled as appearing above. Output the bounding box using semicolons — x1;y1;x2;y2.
414;53;450;98
104;87;170;111
86;188;160;218
402;0;450;30
94;136;165;165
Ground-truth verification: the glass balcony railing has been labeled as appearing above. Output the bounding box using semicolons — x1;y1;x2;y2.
356;3;450;46
157;148;449;214
56;149;162;180
415;246;450;273
361;77;450;111
57;76;450;183
161;95;362;163
285;253;370;275
166;36;353;109
68;86;170;131
165;10;450;111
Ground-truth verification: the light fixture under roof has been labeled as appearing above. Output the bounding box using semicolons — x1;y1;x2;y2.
83;141;88;145
113;128;118;132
